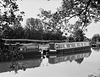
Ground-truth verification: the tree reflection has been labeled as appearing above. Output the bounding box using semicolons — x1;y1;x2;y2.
75;58;84;64
88;73;100;77
92;46;100;52
8;55;42;74
9;61;26;74
0;50;23;62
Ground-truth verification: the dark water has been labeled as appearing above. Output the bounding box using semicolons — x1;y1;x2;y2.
0;47;100;77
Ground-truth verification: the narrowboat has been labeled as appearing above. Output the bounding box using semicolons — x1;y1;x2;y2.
49;42;90;53
5;43;41;55
18;43;41;55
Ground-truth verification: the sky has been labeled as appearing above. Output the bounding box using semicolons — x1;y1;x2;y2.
17;0;100;38
17;0;62;19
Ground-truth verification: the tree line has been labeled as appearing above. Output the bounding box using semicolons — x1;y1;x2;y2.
0;17;89;41
1;0;100;41
1;17;66;40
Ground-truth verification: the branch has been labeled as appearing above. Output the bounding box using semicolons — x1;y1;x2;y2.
82;0;92;29
66;8;86;21
68;0;92;19
66;14;79;21
86;0;92;9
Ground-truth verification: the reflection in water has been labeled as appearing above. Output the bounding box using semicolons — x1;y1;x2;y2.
0;47;92;74
47;48;91;64
75;58;84;64
92;46;100;52
0;55;42;74
88;73;100;77
41;55;49;66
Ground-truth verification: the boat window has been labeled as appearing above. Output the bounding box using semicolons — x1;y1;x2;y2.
77;43;80;47
81;43;83;46
84;43;86;46
71;43;75;47
57;44;63;49
67;44;70;48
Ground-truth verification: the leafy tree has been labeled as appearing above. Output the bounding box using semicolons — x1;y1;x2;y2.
38;9;62;33
24;18;44;39
58;0;100;30
43;30;63;40
11;25;25;39
41;0;100;37
0;0;24;37
2;25;25;39
73;29;85;41
25;18;44;31
68;35;75;42
92;34;100;43
2;26;14;39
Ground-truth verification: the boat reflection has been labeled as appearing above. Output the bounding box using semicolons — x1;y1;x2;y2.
47;47;92;64
0;47;92;74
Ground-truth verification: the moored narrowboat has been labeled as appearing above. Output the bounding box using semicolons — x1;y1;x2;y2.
18;43;40;54
49;42;90;53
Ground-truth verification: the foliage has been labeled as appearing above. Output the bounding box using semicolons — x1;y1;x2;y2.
38;9;62;33
92;34;100;43
24;18;44;39
41;0;100;37
0;16;66;40
1;26;14;38
24;17;65;40
72;29;85;41
67;36;75;42
0;0;24;36
43;30;64;40
58;0;100;29
11;25;25;39
25;18;43;31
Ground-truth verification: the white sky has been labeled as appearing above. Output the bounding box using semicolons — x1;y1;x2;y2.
17;0;100;38
17;0;62;19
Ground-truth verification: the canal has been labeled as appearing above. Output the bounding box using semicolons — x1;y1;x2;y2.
0;47;100;77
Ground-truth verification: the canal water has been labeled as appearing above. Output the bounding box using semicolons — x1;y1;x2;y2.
0;47;100;77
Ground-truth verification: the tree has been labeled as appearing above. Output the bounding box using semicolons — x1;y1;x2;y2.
58;0;100;30
2;26;14;39
73;28;85;41
68;35;75;42
41;0;100;36
11;25;25;39
92;34;100;43
38;9;62;33
0;0;24;37
1;23;25;39
24;18;44;39
43;30;64;40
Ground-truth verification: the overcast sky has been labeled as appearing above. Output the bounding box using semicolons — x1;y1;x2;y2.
17;0;100;38
17;0;62;18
